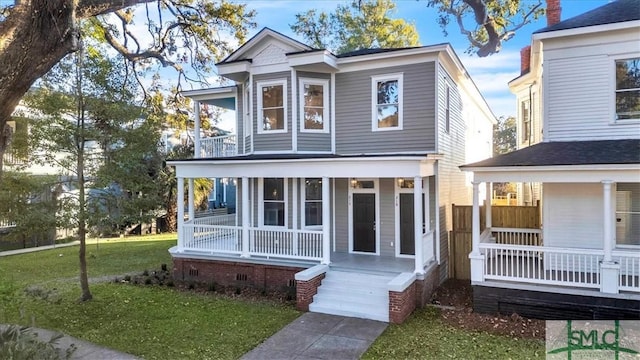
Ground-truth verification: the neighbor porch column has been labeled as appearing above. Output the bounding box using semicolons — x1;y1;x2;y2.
321;176;331;264
241;177;250;258
469;181;485;282
601;180;619;294
485;182;492;229
194;100;201;158
177;177;185;251
188;178;195;221
414;176;424;275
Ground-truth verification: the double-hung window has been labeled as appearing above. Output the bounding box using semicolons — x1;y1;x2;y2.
521;99;530;143
300;79;329;132
615;58;640;121
262;178;286;227
372;74;403;131
257;80;287;133
303;178;322;228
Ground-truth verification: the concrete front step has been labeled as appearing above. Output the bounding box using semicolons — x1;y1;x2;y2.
309;270;391;322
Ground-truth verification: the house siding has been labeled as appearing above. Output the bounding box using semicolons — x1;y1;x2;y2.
235;83;245;155
296;71;332;152
335;178;349;252
379;178;395;257
335;62;436;154
436;64;473;282
543;183;603;250
253;72;293;152
543;30;640;141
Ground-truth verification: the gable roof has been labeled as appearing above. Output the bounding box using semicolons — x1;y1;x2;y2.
218;27;314;64
461;139;640;169
535;0;640;34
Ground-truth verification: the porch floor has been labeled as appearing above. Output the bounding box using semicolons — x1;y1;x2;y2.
330;253;415;275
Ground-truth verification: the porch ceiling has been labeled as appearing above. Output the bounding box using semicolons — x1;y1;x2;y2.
169;154;437;178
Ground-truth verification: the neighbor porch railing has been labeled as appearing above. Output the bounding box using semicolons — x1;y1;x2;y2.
199;135;237;158
478;229;640;293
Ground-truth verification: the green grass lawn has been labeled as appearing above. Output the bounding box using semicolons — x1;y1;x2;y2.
0;234;300;359
364;307;545;360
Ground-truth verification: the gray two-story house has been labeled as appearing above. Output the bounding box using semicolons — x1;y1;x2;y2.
169;28;495;323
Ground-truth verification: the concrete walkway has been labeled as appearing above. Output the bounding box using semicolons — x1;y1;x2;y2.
0;241;79;257
242;313;388;360
0;325;139;359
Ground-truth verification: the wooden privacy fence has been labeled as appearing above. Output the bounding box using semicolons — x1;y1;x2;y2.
449;201;540;280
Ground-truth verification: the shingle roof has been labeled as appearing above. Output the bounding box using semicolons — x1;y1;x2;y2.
535;0;640;34
461;139;640;168
336;47;422;58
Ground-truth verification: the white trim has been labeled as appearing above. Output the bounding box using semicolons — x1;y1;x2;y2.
331;72;336;154
291;69;298;151
532;20;640;42
371;73;404;132
258;177;289;228
299;78;330;134
467;167;640;184
395;178;416;259
256;79;288;134
434;164;441;264
301;177;324;230
292;178;298;230
224;28;311;63
332;178;336;252
348;178;380;255
610;54;640;124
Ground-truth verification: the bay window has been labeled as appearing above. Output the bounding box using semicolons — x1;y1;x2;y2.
257;80;287;133
300;79;329;132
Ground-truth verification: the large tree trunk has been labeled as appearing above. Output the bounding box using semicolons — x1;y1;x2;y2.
0;0;149;174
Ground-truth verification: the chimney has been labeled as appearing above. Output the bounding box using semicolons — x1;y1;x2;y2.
546;0;562;26
520;45;531;75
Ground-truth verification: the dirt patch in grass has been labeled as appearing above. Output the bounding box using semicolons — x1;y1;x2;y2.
431;279;545;340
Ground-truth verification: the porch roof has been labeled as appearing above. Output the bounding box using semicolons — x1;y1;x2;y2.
460;139;640;183
461;139;640;169
169;153;439;179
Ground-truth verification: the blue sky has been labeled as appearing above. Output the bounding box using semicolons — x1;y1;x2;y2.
214;0;609;128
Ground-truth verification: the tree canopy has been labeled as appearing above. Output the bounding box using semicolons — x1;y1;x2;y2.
0;0;255;173
290;0;420;55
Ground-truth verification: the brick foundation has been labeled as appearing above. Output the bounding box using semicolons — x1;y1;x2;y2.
415;264;441;307
172;257;304;292
295;273;325;311
389;282;416;324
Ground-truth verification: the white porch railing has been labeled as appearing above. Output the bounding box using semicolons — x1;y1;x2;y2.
189;214;236;226
200;135;237;158
250;228;323;261
181;223;323;261
614;250;640;292
491;227;542;246
422;230;435;266
0;219;16;229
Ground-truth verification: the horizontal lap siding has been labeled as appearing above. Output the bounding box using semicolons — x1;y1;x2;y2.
544;35;640;141
544;183;603;249
379;179;395;257
297;71;332;152
335;62;436;154
253;72;293;152
236;83;245;154
335;178;349;252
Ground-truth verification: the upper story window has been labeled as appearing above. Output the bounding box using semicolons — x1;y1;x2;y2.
615;58;640;121
261;178;287;227
300;79;329;133
372;74;403;131
257;80;287;133
521;99;530;143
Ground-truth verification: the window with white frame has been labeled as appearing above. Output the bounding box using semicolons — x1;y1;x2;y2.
257;80;287;133
616;183;640;247
372;74;403;130
303;178;322;227
615;58;640;121
521;99;530;143
262;178;286;226
300;79;329;132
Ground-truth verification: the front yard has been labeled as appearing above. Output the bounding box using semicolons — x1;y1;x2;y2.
0;234;545;359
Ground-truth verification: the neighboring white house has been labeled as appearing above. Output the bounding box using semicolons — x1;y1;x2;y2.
168;27;495;323
462;0;640;319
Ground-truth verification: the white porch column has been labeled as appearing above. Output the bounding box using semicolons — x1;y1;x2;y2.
241;177;250;258
177;177;185;251
469;181;485;282
193;100;201;158
424;177;433;262
601;180;619;294
414;176;424;275
188;178;195;220
321;176;331;264
485;182;492;229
